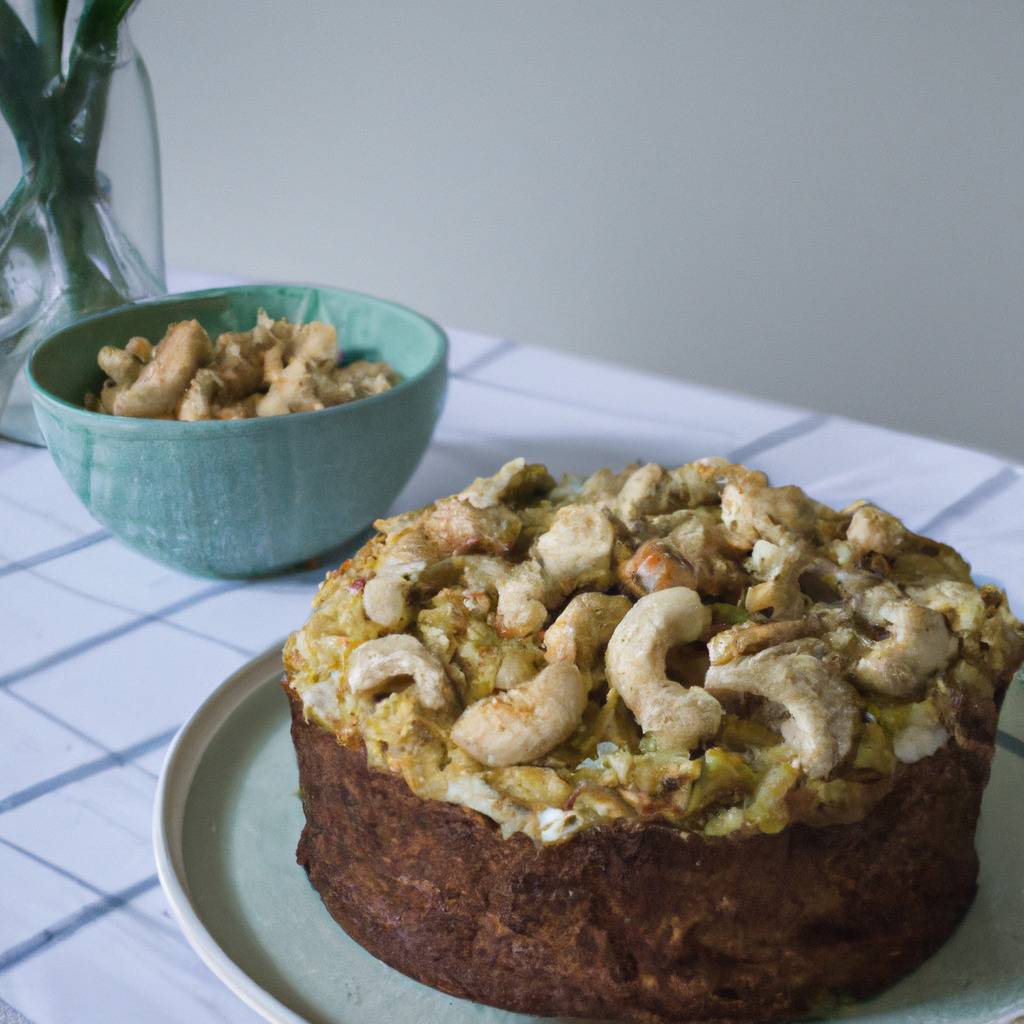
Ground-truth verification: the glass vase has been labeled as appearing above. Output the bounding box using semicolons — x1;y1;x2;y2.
0;0;165;445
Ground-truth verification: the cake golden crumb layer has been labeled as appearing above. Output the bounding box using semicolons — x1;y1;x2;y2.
284;457;1022;844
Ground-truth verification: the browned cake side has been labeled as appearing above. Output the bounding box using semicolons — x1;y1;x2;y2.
288;687;992;1024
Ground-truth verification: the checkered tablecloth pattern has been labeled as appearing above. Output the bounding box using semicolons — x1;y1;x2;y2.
2;278;1023;1022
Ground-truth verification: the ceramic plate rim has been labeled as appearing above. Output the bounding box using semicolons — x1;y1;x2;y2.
153;640;307;1024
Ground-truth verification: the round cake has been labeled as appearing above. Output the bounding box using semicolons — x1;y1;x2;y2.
283;457;1023;1023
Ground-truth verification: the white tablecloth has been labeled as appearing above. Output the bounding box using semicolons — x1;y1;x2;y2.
1;273;1023;1023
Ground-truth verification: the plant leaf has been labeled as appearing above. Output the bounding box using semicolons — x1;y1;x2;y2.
62;0;140;178
34;0;69;80
69;0;138;62
0;2;48;170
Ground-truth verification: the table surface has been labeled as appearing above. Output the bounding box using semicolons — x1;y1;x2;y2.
2;275;1023;1024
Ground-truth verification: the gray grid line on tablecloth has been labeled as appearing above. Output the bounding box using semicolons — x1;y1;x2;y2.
0;491;95;538
916;465;1021;536
0;836;116;902
726;413;829;463
0;875;159;975
3;689;160;780
0;836;184;946
451;337;518;378
0;727;179;815
0;531;110;580
0;580;244;690
2;338;1023;1021
20;564;258;658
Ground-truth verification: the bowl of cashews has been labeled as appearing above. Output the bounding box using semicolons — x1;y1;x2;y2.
27;284;448;577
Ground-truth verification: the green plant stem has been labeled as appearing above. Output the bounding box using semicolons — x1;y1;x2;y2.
63;0;139;181
34;0;68;81
0;2;49;173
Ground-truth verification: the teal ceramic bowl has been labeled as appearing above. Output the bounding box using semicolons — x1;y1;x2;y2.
28;285;448;578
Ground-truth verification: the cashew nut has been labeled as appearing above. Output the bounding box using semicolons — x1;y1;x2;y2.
744;539;809;619
458;458;527;509
721;480;820;547
423;497;522;556
256;320;338;416
847;581;956;698
619;519;744;600
113;320;213;418
316;360;395;405
97;342;149;413
666;517;746;597
346;634;452;710
124;336;153;363
704;640;859;778
362;564;424;628
846;505;906;558
906;579;986;635
615;463;669;525
495;648;543;689
378;526;441;570
544;592;631;668
98;344;145;386
177;368;220;422
535;503;615;595
670;458;767;507
618;541;697;596
495;560;547;638
578;464;640;503
604;587;722;748
707;617;819;666
451;661;587;767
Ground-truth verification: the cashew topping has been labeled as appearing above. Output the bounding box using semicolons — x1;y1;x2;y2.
721;480;820;547
906;579;986;635
847;505;906;558
614;463;668;525
535;503;615;595
846;581;956;697
604;587;722;748
544;592;632;668
458;458;527;509
347;634;452;710
704;640;859;778
377;526;441;570
495;561;547;638
451;661;587;767
362;562;426;628
423;497;521;556
744;539;809;619
707;617;819;666
618;540;697;597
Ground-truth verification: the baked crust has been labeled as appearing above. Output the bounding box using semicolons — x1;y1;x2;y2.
289;686;992;1024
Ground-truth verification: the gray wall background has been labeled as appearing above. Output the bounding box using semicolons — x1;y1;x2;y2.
133;1;1024;459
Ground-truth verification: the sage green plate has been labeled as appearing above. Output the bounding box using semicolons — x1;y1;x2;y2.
154;650;1024;1024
